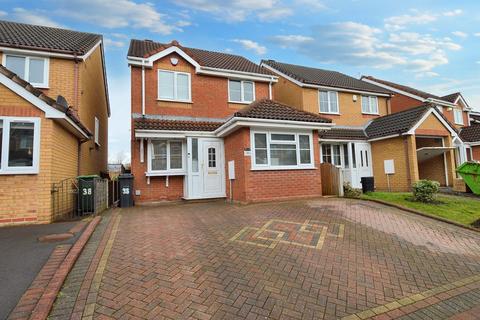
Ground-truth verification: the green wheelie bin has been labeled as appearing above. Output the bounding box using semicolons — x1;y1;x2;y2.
456;162;480;195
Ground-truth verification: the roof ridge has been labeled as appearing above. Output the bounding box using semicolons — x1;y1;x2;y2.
0;19;100;37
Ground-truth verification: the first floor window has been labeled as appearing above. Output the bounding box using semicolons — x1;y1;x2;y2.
0;117;40;174
229;80;254;103
361;96;378;114
453;109;464;125
5;55;48;87
319;90;339;114
252;131;313;169
158;70;191;101
150;140;184;172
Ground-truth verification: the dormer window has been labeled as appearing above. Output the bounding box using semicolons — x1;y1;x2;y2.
4;55;49;88
453;109;464;125
228;80;255;103
158;70;191;102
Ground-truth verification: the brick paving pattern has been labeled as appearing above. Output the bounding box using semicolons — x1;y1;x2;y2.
50;199;480;319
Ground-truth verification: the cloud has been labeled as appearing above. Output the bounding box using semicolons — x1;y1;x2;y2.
233;39;267;55
271;21;461;76
443;9;462;16
0;11;6;17
452;31;468;38
294;0;326;11
54;0;180;34
475;33;480;37
104;38;125;48
10;8;63;28
172;0;292;22
384;12;437;31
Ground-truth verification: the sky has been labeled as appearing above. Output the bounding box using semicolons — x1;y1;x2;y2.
1;0;480;163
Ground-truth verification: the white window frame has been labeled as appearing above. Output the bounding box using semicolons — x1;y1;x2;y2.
250;130;314;170
0;117;41;175
157;69;191;102
453;109;464;125
146;139;186;175
228;79;255;104
318;90;339;114
361;95;379;115
94;117;100;145
2;54;49;88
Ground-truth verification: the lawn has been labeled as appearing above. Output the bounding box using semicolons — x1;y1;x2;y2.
361;192;480;227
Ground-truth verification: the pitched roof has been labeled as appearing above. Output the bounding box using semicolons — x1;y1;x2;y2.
234;99;332;123
0;64;91;136
365;105;431;139
460;124;480;143
319;128;367;140
128;39;272;75
261;60;391;94
0;20;101;55
470;112;480;124
440;92;461;103
134;118;223;132
361;76;455;104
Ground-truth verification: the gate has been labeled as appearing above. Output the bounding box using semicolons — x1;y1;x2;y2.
51;177;110;221
321;163;344;196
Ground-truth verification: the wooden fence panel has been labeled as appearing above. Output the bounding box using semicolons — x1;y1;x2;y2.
321;163;341;196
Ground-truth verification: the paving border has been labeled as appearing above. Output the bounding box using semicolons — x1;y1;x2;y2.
8;215;103;320
361;197;480;233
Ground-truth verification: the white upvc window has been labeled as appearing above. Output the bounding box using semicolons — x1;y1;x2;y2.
3;54;49;88
147;139;185;174
361;95;379;114
157;70;191;102
0;117;41;175
320;143;350;168
94;117;100;145
319;90;339;114
228;80;255;103
453;109;464;125
251;130;314;170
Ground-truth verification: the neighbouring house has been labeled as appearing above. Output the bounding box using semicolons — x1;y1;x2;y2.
128;40;334;203
361;76;476;164
108;163;126;180
261;60;463;192
0;21;109;225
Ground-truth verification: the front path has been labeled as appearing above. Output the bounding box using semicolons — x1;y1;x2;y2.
49;199;480;319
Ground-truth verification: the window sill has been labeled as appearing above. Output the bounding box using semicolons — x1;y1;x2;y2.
0;170;39;175
319;112;340;115
251;166;316;171
362;112;379;116
145;171;186;177
32;84;49;89
157;98;193;104
229;100;253;105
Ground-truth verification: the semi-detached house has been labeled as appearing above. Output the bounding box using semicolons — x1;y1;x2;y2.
262;60;465;192
0;21;109;225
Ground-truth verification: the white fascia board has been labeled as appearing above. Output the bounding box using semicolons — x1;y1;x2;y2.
425;98;456;108
466;141;480;146
367;134;404;142
319;138;367;143
57;117;90;139
198;67;277;82
361;78;426;101
455;95;472;110
263;63;390;96
128;46;202;70
135;130;216;139
215;117;334;137
407;108;458;137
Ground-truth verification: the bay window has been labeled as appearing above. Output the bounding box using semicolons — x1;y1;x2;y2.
4;55;49;87
361;96;379;114
319;90;339;114
0;117;40;174
148;140;185;174
251;131;314;169
229;80;255;103
158;70;191;102
453;109;464;125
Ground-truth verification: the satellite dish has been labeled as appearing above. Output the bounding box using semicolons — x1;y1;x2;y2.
56;95;69;110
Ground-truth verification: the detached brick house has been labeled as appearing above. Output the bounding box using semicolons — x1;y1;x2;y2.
0;21;109;225
128;40;333;203
262;60;463;192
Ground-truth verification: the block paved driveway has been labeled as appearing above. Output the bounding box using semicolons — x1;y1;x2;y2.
50;199;480;319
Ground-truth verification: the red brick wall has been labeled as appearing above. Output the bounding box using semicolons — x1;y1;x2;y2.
131;139;184;202
224;128;323;203
472;146;480;161
131;53;270;118
390;94;423;113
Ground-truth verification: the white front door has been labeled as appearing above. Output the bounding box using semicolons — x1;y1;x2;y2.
354;142;373;187
186;138;225;199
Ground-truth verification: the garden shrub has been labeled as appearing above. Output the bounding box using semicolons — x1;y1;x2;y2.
412;180;440;203
344;182;361;198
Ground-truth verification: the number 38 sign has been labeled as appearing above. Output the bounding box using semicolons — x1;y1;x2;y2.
82;188;92;195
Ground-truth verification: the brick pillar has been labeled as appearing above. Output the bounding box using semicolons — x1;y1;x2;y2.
443;136;456;187
406;135;419;188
